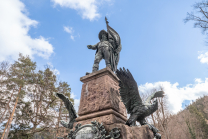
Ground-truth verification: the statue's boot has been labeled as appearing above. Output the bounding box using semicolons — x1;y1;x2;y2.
86;66;98;75
106;64;112;71
86;72;90;75
92;67;98;72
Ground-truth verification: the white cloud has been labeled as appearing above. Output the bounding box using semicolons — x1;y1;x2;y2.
71;92;80;112
47;62;60;75
63;26;75;40
53;69;60;75
0;0;53;62
195;78;203;83
138;79;208;114
64;26;73;34
198;51;208;64
51;0;111;21
70;35;75;40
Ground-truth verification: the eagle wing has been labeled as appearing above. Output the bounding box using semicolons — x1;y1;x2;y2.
54;92;77;122
116;68;143;114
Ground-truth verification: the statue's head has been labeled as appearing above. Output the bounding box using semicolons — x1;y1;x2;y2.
98;30;108;41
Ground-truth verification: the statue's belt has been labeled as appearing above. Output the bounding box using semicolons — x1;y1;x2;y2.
98;45;113;49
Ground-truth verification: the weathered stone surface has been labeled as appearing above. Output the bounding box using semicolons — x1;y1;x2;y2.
76;109;127;122
78;67;127;118
105;124;154;139
75;114;125;130
73;121;154;139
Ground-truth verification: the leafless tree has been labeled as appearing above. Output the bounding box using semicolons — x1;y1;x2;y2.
185;1;208;33
141;86;172;139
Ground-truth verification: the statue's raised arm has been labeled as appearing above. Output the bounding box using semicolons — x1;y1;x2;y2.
87;43;98;50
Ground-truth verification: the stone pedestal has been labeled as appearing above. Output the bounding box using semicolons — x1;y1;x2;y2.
75;67;154;139
105;124;154;139
76;67;127;125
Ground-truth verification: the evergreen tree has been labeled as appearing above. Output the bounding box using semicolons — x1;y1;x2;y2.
10;67;58;138
186;119;196;139
0;54;74;139
188;105;208;139
1;54;36;139
0;61;10;124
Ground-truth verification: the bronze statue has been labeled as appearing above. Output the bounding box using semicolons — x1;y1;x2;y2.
53;92;77;129
116;68;164;139
87;17;121;73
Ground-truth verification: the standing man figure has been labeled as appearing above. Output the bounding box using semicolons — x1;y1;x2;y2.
87;17;122;74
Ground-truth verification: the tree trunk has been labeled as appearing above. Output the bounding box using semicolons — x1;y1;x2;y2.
151;114;156;126
1;115;10;139
32;86;42;133
156;105;168;139
1;86;22;139
56;102;63;137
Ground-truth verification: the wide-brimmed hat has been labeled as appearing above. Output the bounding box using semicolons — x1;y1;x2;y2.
98;30;108;40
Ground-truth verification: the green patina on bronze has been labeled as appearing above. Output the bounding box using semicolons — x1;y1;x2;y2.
67;121;120;139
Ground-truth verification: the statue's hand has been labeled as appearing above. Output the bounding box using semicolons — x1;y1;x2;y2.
87;45;92;49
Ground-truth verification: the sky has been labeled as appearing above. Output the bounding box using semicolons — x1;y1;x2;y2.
1;0;208;114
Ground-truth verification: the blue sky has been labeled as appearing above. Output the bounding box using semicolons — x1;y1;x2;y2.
1;0;208;113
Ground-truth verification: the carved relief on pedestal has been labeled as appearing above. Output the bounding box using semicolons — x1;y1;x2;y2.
78;68;127;118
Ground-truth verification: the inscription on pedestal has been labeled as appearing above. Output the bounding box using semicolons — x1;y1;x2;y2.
75;126;96;139
68;121;121;139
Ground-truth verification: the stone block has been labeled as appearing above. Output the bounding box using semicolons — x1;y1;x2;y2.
105;124;154;139
75;113;126;128
78;67;127;118
76;109;127;123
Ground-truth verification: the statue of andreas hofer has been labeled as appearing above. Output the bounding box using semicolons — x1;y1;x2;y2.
87;17;122;73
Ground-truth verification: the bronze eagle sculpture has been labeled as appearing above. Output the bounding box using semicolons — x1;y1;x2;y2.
116;68;164;139
53;92;77;129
